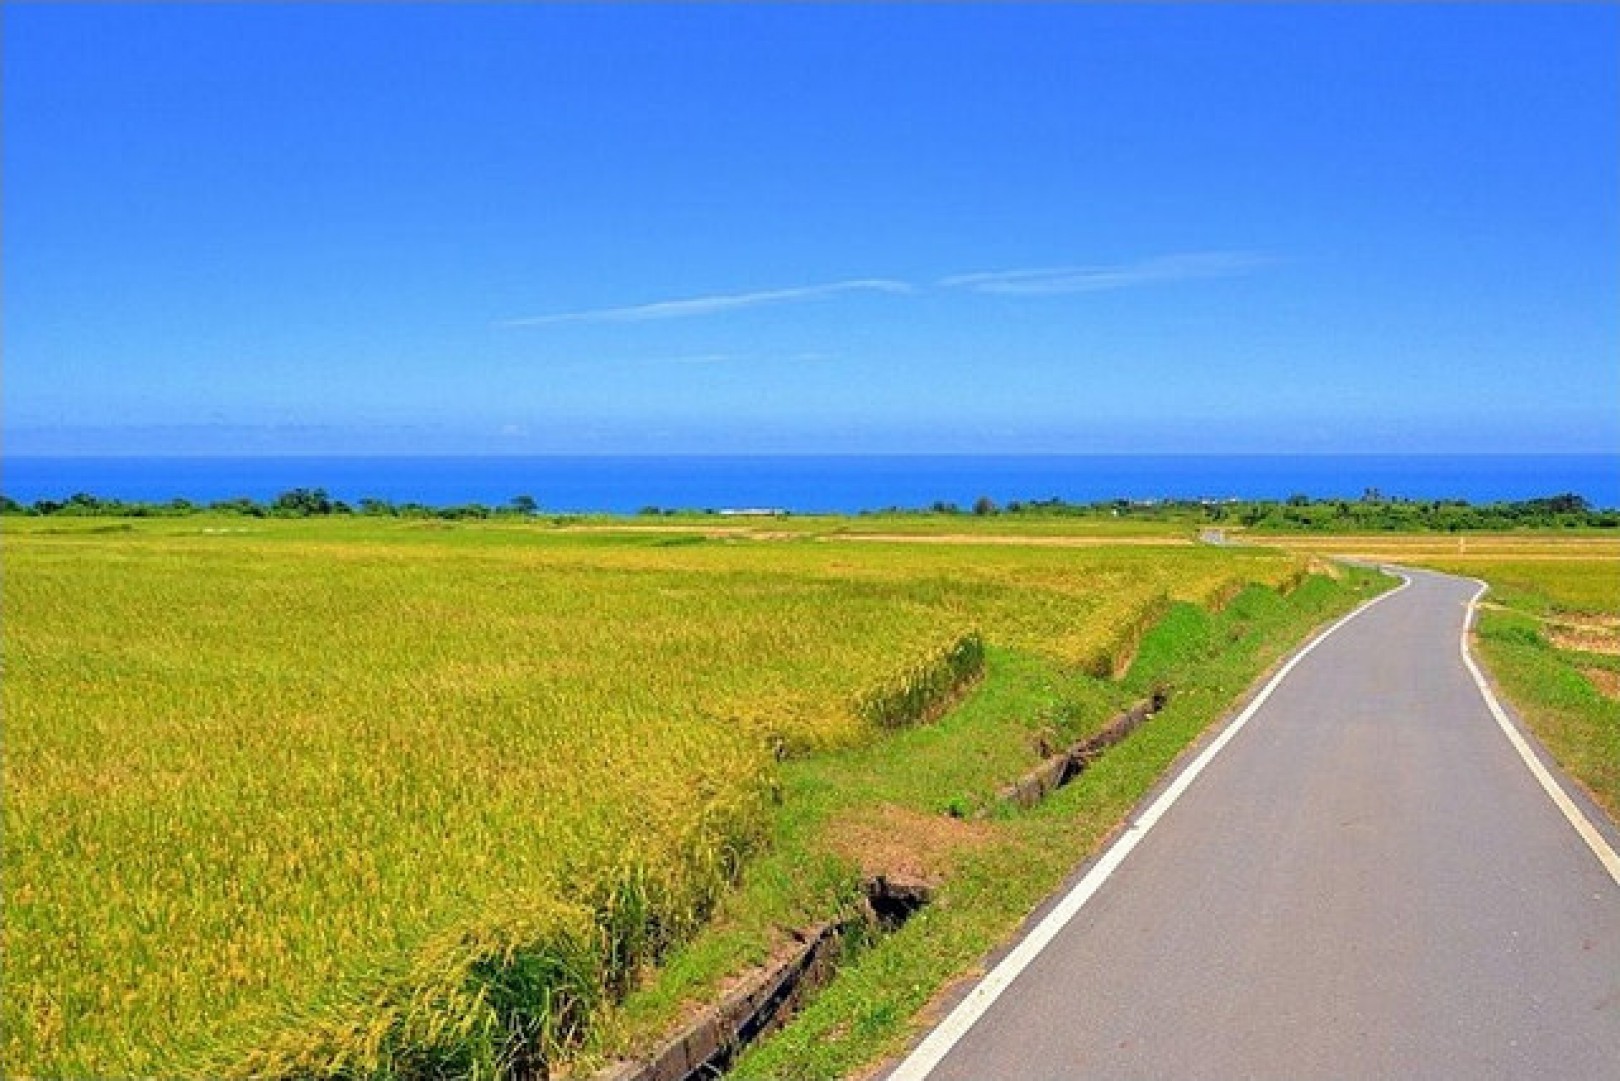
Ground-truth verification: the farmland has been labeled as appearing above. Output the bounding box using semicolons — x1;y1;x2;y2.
3;516;1309;1079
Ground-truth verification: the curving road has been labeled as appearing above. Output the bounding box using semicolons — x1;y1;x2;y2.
886;568;1620;1080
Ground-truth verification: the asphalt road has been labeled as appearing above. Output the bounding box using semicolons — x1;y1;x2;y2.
887;568;1620;1080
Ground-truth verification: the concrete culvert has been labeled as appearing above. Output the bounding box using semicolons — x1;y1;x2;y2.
862;874;934;931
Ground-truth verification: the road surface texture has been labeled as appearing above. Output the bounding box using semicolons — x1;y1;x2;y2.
888;568;1620;1080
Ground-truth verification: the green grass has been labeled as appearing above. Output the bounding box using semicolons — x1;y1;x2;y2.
3;516;1305;1079
1447;564;1620;824
1468;609;1619;817
600;570;1390;1080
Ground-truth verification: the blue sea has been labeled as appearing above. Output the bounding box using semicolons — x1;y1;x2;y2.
3;455;1617;514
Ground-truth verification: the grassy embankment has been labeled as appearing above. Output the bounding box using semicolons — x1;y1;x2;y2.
5;515;1372;1079
683;561;1387;1079
1274;535;1619;821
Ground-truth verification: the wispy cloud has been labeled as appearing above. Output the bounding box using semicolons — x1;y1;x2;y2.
500;278;913;327
940;251;1272;295
499;254;1272;330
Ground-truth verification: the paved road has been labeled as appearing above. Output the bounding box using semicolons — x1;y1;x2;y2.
888;569;1620;1080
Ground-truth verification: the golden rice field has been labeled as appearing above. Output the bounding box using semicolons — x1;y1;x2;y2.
3;517;1303;1078
1269;533;1620;612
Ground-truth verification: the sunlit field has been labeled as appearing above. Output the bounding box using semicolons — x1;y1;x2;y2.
2;517;1302;1078
1267;533;1620;610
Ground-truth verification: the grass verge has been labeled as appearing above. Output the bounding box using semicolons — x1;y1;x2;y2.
587;567;1390;1080
1470;606;1620;823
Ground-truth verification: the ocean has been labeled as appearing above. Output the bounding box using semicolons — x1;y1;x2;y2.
3;454;1617;514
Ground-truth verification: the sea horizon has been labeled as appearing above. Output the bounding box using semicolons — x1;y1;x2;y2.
5;452;1617;514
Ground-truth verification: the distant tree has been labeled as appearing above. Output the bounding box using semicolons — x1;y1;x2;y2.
358;497;395;516
972;495;998;516
1527;493;1589;516
0;494;27;515
56;492;106;516
271;488;333;517
210;496;265;517
510;494;539;516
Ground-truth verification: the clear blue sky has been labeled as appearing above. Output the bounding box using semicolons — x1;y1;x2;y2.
5;3;1618;456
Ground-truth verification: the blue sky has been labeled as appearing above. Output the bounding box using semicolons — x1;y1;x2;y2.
5;4;1618;456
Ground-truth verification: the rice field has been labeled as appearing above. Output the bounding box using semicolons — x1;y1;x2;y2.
1267;534;1620;613
3;517;1302;1078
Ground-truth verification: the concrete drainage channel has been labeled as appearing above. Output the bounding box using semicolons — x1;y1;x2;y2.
592;875;931;1081
591;692;1168;1081
987;690;1168;814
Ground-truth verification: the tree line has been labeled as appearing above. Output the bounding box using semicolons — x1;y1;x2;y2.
863;491;1617;531
2;488;1614;531
0;488;543;521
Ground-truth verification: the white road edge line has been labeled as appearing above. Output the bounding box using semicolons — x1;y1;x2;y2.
1458;576;1620;887
886;571;1414;1081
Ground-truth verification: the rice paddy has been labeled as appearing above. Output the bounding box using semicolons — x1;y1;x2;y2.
1269;534;1620;612
2;517;1302;1079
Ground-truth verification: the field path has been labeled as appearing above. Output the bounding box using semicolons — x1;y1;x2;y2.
885;568;1620;1080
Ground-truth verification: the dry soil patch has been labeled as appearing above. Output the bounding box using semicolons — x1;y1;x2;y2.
824;804;995;885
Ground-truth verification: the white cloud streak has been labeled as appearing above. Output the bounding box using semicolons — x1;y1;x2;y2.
501;278;913;327
939;251;1272;295
498;253;1272;330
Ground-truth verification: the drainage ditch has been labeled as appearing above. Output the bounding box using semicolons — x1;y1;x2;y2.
590;691;1170;1081
985;690;1169;814
592;875;933;1081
